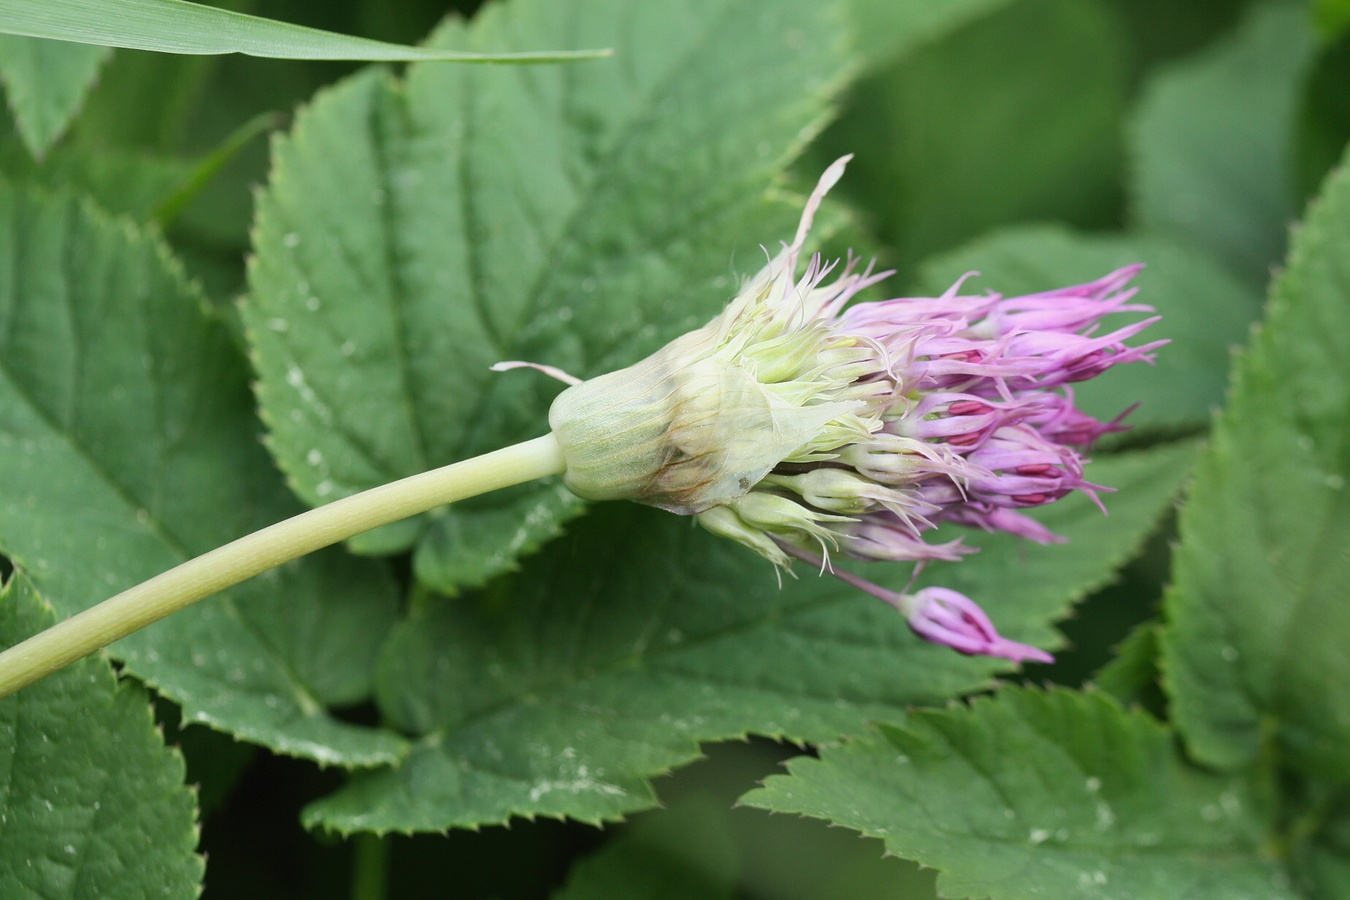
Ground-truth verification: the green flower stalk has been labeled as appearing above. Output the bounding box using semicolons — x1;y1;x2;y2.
0;156;1161;697
0;437;567;698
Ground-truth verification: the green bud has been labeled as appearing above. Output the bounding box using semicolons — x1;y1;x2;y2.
765;468;884;515
696;505;791;569
727;491;850;546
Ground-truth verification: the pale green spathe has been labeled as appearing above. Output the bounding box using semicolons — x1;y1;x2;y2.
549;324;854;515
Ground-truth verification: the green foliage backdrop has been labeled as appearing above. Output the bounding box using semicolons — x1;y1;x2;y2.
1;0;1347;897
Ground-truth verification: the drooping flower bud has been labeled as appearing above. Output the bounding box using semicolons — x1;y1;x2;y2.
519;156;1163;663
900;587;1054;664
791;547;1051;664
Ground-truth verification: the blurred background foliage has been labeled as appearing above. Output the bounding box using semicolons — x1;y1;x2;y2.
1;0;1345;896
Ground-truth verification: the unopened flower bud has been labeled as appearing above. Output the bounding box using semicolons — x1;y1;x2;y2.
764;468;891;515
696;504;792;569
503;155;1161;663
899;587;1053;664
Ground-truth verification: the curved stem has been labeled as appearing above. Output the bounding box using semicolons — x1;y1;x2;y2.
0;433;567;699
350;832;390;900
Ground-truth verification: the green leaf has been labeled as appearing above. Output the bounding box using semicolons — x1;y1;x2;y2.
1093;621;1163;707
0;93;271;228
0;572;203;899
70;38;220;152
0;34;109;158
151;110;279;227
245;0;851;592
1314;0;1350;41
743;688;1297;900
1106;1;1247;72
0;0;608;63
304;442;1192;833
1296;31;1350;202
553;799;739;900
843;0;1012;72
1160;147;1350;779
817;0;1127;270
1129;1;1317;287
0;183;404;766
1296;789;1350;900
912;226;1263;435
305;505;992;833
0;137;193;219
173;722;254;818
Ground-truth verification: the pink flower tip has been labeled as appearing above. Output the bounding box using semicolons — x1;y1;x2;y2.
902;587;1054;664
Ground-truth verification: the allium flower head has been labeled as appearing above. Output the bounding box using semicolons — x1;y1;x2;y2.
539;156;1164;662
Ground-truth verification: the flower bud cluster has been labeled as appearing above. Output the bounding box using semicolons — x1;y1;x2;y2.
542;156;1164;662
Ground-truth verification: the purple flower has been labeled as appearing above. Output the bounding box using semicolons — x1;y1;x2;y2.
541;156;1163;663
797;549;1051;664
903;587;1054;664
